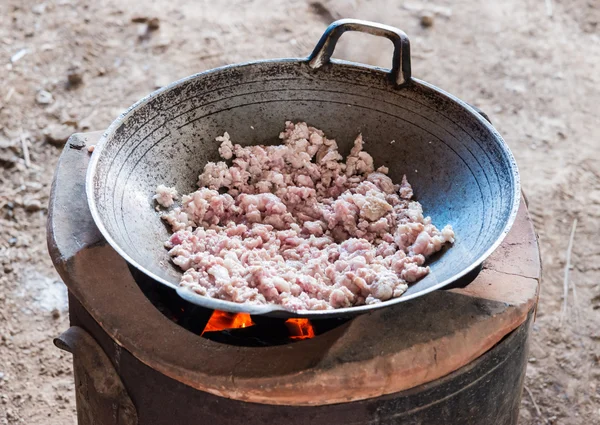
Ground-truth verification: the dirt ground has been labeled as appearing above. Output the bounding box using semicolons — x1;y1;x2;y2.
0;0;598;424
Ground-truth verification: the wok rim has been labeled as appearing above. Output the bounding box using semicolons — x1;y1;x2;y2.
86;57;521;319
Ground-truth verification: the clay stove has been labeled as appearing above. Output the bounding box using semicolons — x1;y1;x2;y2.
48;132;541;425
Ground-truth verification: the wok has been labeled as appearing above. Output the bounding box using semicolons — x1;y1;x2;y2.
86;19;520;319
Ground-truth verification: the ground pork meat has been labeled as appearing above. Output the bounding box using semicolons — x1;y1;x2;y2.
157;121;455;311
153;185;178;208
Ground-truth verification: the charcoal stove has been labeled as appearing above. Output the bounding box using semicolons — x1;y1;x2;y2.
48;132;540;425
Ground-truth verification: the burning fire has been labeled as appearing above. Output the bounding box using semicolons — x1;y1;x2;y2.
285;318;315;340
201;310;315;340
202;311;254;335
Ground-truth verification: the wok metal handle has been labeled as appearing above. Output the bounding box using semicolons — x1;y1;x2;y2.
308;19;412;87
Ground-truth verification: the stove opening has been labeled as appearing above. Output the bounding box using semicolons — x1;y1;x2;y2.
201;312;346;347
200;311;316;341
130;265;348;347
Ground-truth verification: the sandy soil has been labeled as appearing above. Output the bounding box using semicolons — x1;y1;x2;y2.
0;0;598;424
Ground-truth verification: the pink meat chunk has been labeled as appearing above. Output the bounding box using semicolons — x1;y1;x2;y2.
153;185;178;208
156;121;455;311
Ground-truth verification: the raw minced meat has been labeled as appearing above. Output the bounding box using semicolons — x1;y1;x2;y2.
153;184;178;208
155;121;455;311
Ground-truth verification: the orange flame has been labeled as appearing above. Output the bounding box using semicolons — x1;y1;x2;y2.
202;311;254;335
201;311;315;341
285;318;315;340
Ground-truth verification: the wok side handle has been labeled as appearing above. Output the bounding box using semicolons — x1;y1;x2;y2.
467;103;492;125
442;263;483;290
308;19;411;87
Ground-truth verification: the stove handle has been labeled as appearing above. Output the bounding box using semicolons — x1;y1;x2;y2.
308;18;411;87
55;326;138;425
